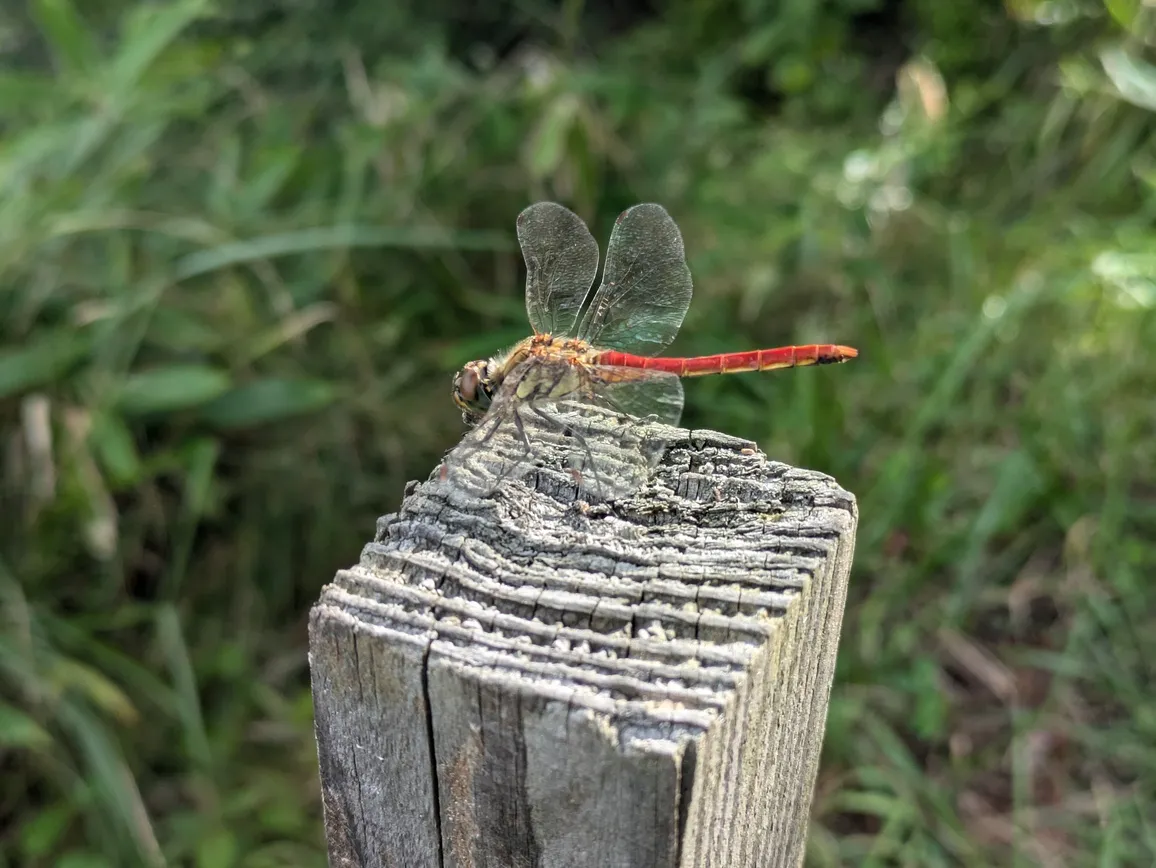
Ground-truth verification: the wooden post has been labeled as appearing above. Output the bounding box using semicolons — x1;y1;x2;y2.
308;424;857;868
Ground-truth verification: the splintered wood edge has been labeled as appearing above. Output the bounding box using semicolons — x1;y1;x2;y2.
308;425;857;868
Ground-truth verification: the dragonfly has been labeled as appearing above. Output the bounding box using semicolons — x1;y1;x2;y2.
442;202;858;499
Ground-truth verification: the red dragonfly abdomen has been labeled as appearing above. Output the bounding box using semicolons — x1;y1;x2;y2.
595;344;858;377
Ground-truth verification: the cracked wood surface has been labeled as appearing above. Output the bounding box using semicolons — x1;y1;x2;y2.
308;423;857;868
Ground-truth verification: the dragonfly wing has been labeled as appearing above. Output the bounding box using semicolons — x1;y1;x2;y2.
579;365;684;427
440;359;680;500
518;202;600;337
439;406;542;498
545;366;683;498
576;203;693;356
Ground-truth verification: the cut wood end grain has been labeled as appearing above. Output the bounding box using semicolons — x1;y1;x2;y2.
309;424;857;868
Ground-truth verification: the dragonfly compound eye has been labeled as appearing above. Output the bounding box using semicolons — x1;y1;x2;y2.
452;360;494;423
453;367;478;404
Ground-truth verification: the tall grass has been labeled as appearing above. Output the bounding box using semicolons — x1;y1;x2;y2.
2;1;1154;865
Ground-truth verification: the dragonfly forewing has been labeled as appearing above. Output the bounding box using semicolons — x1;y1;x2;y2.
517;202;600;338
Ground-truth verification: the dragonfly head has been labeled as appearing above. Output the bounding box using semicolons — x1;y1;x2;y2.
452;359;496;425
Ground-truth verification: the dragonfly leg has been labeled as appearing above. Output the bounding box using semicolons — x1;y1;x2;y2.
476;413;503;445
530;403;605;498
512;409;535;455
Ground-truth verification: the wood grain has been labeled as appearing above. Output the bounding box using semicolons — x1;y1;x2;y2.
309;422;857;868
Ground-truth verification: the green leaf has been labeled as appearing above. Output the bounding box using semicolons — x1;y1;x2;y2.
173;225;512;281
828;789;911;820
0;330;90;399
115;366;231;416
238;146;301;216
144;307;227;353
0;704;52;749
1104;0;1141;31
144;309;225;353
198;378;338;429
0;72;61;114
109;0;212;92
50;658;139;724
56;696;161;864
20;801;73;858
196;829;238;868
30;0;98;75
156;605;211;769
88;411;142;487
1101;46;1156;113
909;658;948;739
182;438;219;519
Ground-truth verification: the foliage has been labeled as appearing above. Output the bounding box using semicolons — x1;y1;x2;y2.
2;0;1155;865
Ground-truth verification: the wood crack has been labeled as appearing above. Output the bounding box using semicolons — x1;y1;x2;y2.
309;424;856;868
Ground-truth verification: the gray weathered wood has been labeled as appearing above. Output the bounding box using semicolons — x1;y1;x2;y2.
309;421;857;868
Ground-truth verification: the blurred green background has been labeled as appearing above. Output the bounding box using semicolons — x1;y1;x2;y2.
2;0;1155;865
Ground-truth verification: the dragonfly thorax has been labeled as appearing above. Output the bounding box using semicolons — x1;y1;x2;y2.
452;334;598;426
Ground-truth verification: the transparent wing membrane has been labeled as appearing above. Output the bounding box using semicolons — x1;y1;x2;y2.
580;365;684;427
444;203;697;500
577;203;693;355
440;358;681;500
518;202;600;338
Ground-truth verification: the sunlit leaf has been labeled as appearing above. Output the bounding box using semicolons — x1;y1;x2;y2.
0;704;52;749
1101;46;1156;112
50;659;139;724
1104;0;1141;31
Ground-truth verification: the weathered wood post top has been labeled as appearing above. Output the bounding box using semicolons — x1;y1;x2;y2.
308;423;857;868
